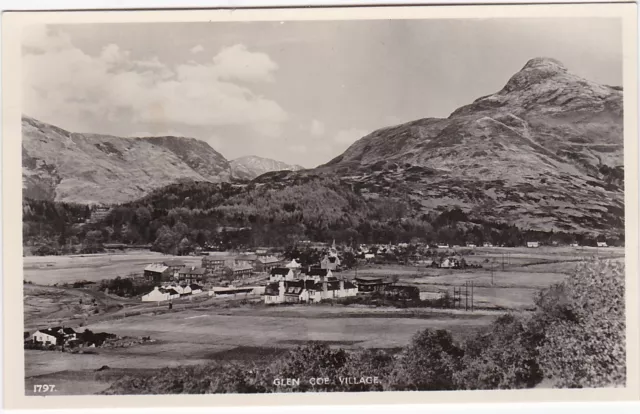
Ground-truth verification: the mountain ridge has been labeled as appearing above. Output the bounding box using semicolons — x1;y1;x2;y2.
230;155;304;180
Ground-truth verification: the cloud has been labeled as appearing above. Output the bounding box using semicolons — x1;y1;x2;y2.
212;44;278;83
334;128;368;145
310;119;325;136
22;28;287;136
190;44;204;54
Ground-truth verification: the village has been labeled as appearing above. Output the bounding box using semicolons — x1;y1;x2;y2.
25;237;615;353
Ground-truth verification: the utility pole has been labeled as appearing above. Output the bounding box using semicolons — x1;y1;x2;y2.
471;281;474;312
491;259;495;285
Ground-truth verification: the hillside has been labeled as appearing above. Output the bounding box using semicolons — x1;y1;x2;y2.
313;57;624;235
22;116;232;204
230;155;304;180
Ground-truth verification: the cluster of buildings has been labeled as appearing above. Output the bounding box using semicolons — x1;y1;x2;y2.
263;259;357;304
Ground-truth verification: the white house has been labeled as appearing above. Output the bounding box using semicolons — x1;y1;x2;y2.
436;243;449;249
32;327;76;346
483;242;493;247
527;241;540;248
440;257;461;269
286;259;302;270
466;243;476;248
141;286;180;302
597;242;608;248
569;242;580;247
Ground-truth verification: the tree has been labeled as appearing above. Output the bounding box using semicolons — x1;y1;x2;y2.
153;228;178;254
178;237;193;256
387;329;463;391
82;230;104;253
534;259;625;388
454;314;543;390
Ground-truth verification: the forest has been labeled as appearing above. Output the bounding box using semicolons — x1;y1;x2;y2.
22;177;624;256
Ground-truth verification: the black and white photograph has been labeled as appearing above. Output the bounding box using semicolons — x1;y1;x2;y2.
2;3;639;409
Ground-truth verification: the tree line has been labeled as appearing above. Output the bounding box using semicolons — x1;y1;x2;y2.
22;177;623;256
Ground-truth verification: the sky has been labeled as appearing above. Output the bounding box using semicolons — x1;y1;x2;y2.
22;18;622;168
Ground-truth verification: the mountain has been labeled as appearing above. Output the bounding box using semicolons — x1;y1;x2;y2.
22;116;232;204
295;58;624;235
230;155;304;180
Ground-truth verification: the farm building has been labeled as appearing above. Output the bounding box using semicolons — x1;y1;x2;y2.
32;327;77;346
254;256;282;273
143;263;171;283
141;286;180;302
483;242;493;247
269;267;296;282
176;266;207;285
354;277;394;293
466;243;476;248
264;279;357;304
569;242;580;247
526;241;540;248
597;241;608;248
436;243;449;249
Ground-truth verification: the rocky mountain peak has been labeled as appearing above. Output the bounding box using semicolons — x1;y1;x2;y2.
501;57;570;94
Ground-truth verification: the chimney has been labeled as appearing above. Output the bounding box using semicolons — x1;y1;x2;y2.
279;280;285;297
322;280;328;294
339;279;345;292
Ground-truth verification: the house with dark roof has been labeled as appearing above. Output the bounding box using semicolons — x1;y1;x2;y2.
354;277;394;293
303;267;334;281
254;256;282;273
177;266;206;285
144;263;171;283
269;267;295;282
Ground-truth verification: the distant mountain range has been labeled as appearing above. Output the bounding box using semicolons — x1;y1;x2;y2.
230;156;304;180
22;57;624;236
22;117;302;204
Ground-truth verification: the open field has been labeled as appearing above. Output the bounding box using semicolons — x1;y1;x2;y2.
23;251;202;285
24;304;500;394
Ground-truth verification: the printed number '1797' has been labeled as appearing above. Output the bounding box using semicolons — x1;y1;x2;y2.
33;384;56;393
